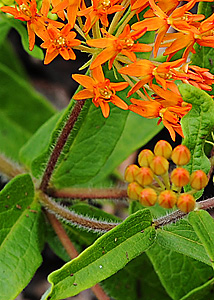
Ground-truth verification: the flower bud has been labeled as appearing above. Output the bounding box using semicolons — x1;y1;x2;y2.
135;167;154;186
127;182;143;200
177;193;196;212
139;188;157;206
171;145;191;166
171;167;190;187
190;170;208;190
138;149;154;167
150;156;169;175
158;190;177;209
154;140;172;159
124;164;139;183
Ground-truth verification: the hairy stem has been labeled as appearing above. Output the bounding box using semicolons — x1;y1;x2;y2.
49;187;128;199
0;154;25;178
46;212;111;300
39;191;120;232
39;100;85;193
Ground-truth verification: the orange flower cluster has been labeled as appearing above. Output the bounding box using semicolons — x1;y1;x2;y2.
1;0;214;139
125;141;209;213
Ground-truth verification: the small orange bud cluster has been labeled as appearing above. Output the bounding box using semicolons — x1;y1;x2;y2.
125;141;209;213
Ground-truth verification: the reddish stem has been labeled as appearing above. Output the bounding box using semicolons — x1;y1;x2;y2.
46;211;110;300
40;100;85;192
49;187;128;199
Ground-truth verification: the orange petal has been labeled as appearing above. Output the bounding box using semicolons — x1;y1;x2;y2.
73;89;94;100
90;47;116;69
44;49;59;64
72;74;95;88
110;95;128;110
99;101;110;118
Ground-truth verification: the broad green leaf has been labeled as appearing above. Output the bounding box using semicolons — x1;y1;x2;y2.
191;2;214;96
0;174;45;300
2;17;44;60
47;202;122;262
180;278;214;300
179;84;214;196
147;243;213;300
0;17;11;46
101;253;171;300
156;219;211;266
0;111;30;161
0;39;28;78
188;210;214;267
0;62;55;135
20;84;161;187
42;209;156;300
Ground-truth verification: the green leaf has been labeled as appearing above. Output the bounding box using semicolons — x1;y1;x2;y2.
0;39;28;78
188;210;214;267
147;243;213;300
179;84;214;196
42;209;156;300
0;17;11;46
101;253;171;300
156;219;211;266
2;17;44;60
0;174;45;300
180;277;214;300
0;111;30;161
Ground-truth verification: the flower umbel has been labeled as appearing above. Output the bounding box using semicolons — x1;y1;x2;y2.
72;66;129;118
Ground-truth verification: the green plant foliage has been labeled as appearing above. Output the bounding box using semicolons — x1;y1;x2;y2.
188;210;214;268
155;219;211;266
180;278;214;300
0;174;45;300
20;88;161;187
0;17;11;46
179;84;214;196
41;209;156;300
101;253;171;300
147;243;213;300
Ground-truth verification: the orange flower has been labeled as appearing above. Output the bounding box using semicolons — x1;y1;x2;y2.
163;13;214;60
51;0;81;27
72;66;129;118
87;25;152;69
1;0;63;50
40;24;81;64
78;0;123;33
119;58;186;95
129;85;191;140
132;0;201;57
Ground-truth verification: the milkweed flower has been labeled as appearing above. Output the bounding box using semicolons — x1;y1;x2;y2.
72;66;129;118
87;25;152;69
40;24;81;64
1;0;62;50
132;0;202;57
78;0;124;33
51;0;81;27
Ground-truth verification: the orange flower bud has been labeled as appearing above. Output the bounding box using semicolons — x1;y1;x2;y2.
177;193;196;212
138;149;154;167
154;140;172;159
171;145;191;166
124;164;139;183
127;182;143;200
171;167;190;187
158;190;177;209
150;156;169;175
189;170;208;190
139;188;157;206
135;167;154;186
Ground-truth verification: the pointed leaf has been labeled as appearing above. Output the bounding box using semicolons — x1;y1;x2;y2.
147;242;213;300
42;209;156;299
180;278;214;300
0;174;45;300
188;210;214;267
179;84;214;196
